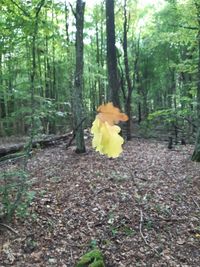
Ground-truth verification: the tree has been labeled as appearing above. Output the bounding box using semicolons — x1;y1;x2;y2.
29;0;46;148
122;0;133;140
73;0;86;153
105;0;120;107
192;1;200;161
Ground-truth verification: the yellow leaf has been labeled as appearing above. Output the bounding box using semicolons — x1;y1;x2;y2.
195;233;200;238
91;103;128;158
91;117;124;158
97;102;128;125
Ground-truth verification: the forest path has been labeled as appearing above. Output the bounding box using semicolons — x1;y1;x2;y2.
0;139;200;266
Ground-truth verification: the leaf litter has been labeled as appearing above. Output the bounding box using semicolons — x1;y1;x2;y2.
0;138;200;266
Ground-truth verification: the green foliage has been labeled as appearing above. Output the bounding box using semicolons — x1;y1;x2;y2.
0;169;34;222
75;249;105;267
0;0;199;161
148;109;175;122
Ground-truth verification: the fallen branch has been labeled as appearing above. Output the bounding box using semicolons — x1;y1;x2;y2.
0;133;71;159
0;223;19;236
139;209;148;246
191;197;200;210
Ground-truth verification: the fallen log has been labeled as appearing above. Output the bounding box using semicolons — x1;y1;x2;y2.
0;134;71;159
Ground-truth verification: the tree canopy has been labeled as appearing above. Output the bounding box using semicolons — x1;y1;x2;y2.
0;0;200;160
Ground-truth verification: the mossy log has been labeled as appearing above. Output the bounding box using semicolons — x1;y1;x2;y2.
0;134;70;159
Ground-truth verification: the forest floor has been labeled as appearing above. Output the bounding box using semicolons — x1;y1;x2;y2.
0;138;200;267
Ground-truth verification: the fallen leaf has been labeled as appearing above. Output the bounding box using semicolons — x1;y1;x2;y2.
97;102;128;125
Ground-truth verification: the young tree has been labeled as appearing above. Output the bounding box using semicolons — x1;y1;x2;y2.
73;0;86;153
29;0;46;147
105;0;120;107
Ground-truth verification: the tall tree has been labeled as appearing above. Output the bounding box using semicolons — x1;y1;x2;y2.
192;1;200;161
106;0;120;107
122;0;133;140
73;0;86;153
29;0;46;147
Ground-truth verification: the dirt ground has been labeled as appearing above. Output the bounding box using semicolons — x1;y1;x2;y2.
0;139;200;267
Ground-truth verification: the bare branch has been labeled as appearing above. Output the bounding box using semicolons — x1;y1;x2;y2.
69;1;76;19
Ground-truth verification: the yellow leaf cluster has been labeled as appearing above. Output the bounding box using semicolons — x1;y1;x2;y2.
91;102;128;158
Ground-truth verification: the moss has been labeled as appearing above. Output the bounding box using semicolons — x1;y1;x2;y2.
75;249;105;267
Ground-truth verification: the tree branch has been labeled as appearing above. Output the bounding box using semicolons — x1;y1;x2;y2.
168;23;198;30
9;0;30;17
35;0;46;18
69;1;76;19
0;223;19;236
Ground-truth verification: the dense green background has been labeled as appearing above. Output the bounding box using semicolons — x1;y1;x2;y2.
0;0;199;150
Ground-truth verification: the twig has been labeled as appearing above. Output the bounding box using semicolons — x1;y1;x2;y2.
139;209;148;246
192;197;200;210
0;223;19;236
96;187;110;194
139;210;160;255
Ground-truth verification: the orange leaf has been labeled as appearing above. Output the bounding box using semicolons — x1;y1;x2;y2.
97;102;128;125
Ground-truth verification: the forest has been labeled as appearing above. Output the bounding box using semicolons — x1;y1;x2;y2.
0;0;200;266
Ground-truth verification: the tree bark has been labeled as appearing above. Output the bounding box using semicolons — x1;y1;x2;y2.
123;0;132;140
73;0;86;153
0;50;5;136
28;0;45;150
106;0;120;107
192;2;200;161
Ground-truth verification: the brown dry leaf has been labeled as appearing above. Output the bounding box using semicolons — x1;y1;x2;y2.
177;238;186;245
0;138;200;266
97;102;128;125
30;251;43;263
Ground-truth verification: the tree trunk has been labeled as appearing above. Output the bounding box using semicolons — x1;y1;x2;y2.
73;0;86;153
0;50;5;136
106;0;120;107
122;0;133;140
192;2;200;161
29;0;45;149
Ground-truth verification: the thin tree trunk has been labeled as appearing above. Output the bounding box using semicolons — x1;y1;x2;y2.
106;0;120;107
0;50;5;136
73;0;86;153
123;0;132;140
29;0;45;149
192;2;200;161
133;34;141;124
